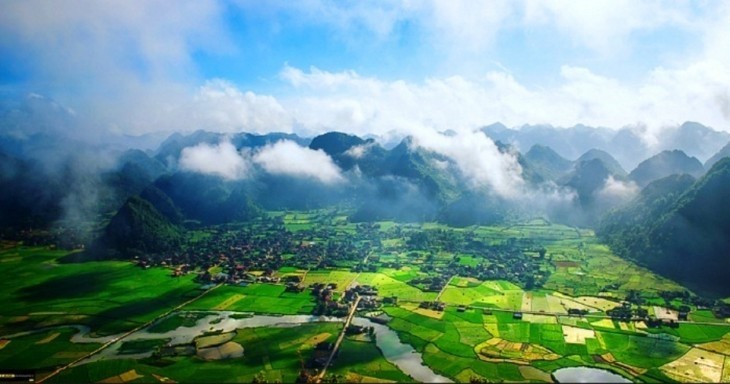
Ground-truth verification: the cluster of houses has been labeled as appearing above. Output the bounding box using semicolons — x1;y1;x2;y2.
9;226;87;250
605;302;687;328
309;282;349;317
418;301;447;312
401;232;550;292
409;276;449;292
124;211;560;303
344;284;381;310
284;275;306;293
714;303;730;318
124;212;730;330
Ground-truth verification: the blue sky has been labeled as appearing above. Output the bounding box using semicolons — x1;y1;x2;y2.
0;1;729;139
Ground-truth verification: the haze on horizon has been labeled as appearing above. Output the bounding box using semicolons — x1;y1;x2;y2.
1;0;729;146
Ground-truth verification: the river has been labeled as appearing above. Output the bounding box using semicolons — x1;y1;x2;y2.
352;317;452;383
4;311;452;383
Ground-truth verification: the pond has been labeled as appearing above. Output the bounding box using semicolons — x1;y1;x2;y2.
552;366;632;383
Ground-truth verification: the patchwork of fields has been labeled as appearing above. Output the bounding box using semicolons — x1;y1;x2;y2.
1;214;730;383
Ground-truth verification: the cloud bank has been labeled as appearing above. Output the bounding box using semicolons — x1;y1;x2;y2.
276;64;730;145
253;140;344;184
596;176;640;202
179;140;250;180
1;1;729;146
413;130;525;198
179;139;343;184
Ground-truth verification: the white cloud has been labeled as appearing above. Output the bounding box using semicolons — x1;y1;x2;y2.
2;0;728;143
413;130;525;198
597;176;639;201
237;1;697;59
0;0;228;84
344;142;374;159
252;140;344;184
179;140;250;180
190;79;293;133
0;0;233;136
423;0;515;53
277;64;730;145
233;0;409;41
523;0;693;56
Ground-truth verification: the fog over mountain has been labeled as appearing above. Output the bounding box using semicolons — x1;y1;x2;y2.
5;91;728;233
7;4;730;383
483;122;730;171
1;2;730;287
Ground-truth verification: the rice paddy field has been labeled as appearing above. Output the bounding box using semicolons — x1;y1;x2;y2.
2;213;730;382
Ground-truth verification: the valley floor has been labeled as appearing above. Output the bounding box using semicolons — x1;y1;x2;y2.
1;212;730;383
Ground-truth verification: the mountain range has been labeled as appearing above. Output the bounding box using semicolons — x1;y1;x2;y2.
599;158;730;296
2;123;730;296
482;121;730;171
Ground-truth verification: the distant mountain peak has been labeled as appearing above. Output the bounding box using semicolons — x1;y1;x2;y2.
628;149;704;187
524;144;572;181
704;141;730;169
576;149;627;177
309;131;366;156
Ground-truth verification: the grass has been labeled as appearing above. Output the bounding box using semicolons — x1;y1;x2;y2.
53;321;411;384
0;246;201;336
147;312;213;333
7;216;730;382
644;323;730;344
301;269;358;290
330;338;413;382
356;272;437;302
0;327;101;371
439;282;506;306
421;342;524;381
118;338;170;354
543;241;684;297
689;309;727;323
184;285;315;315
599;331;690;368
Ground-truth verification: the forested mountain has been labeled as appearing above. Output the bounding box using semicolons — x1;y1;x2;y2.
705;141;730;169
547;158;617;227
0;152;63;228
4;125;730;293
628;150;704;187
98;195;183;256
599;159;730;296
575;149;627;177
153;173;261;225
524;144;573;181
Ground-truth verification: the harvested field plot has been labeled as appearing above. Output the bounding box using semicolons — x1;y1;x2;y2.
661;348;725;383
518;365;552;382
698;335;730;356
195;332;236;349
197;341;244;360
98;369;144;383
476;338;560;363
212;294;245;310
562;325;596;344
35;332;60;344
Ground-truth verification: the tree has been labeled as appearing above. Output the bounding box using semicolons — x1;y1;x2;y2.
251;372;268;384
